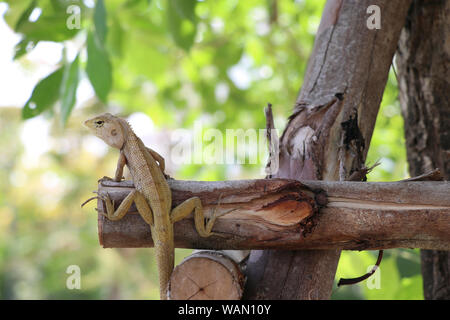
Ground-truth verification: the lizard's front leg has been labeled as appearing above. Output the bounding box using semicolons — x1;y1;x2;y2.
100;189;153;225
98;150;127;183
146;147;165;173
170;197;222;237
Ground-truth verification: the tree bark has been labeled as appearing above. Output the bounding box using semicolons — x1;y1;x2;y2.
97;179;450;251
396;0;450;300
244;0;412;299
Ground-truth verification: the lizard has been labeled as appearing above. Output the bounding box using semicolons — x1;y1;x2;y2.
83;113;222;300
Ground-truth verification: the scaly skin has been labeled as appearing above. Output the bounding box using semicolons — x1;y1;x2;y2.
84;113;220;300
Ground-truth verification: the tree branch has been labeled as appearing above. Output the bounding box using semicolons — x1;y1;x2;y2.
95;179;450;251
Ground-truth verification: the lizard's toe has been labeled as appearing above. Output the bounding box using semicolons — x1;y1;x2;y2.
98;176;114;183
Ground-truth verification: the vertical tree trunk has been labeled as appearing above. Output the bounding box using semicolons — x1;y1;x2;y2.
396;0;450;300
244;0;412;299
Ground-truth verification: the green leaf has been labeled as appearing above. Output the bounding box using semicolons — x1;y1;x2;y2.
60;55;80;125
169;0;196;21
167;0;197;51
109;16;124;58
17;15;79;42
3;1;33;30
86;30;112;103
13;38;36;60
14;1;80;42
94;0;108;44
22;67;64;119
14;0;37;32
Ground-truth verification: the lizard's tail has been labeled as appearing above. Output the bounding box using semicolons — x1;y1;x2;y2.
154;242;174;300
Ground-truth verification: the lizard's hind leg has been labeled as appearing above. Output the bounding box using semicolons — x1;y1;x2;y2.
134;192;154;226
170;196;224;237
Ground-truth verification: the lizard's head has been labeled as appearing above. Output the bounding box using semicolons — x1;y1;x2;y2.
84;113;127;149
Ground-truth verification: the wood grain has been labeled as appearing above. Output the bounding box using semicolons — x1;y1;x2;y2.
95;179;450;251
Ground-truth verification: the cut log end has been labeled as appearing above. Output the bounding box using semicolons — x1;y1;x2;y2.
167;251;245;300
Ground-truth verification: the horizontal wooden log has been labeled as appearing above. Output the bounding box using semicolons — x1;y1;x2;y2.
95;179;450;251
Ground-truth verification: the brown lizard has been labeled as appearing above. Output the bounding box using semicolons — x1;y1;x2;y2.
83;113;221;300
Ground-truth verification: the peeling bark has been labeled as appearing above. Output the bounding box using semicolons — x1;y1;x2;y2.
244;0;413;300
96;179;450;251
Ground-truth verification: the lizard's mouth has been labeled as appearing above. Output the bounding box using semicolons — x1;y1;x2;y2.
83;119;94;129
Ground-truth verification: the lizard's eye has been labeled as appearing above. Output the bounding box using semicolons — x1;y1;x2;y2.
95;120;104;126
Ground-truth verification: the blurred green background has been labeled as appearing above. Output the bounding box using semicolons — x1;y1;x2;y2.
0;0;421;299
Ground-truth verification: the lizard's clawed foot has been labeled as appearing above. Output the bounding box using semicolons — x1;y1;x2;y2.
209;193;228;220
81;191;116;221
94;207;109;218
164;173;173;180
98;176;125;184
81;196;98;208
204;194;231;238
95;191;116;220
81;191;104;208
98;176;114;183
